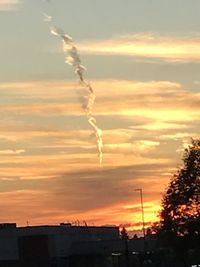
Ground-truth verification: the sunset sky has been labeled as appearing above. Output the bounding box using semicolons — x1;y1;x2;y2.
0;0;200;231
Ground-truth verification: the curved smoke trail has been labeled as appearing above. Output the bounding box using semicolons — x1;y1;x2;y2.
42;16;103;166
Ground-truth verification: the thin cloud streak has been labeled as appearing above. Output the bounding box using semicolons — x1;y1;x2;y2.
0;0;20;10
1;80;200;124
78;33;200;62
0;149;25;155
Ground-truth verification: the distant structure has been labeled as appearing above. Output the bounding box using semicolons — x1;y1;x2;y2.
0;223;119;267
0;223;157;266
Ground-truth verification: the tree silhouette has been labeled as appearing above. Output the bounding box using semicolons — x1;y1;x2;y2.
120;227;129;240
160;139;200;236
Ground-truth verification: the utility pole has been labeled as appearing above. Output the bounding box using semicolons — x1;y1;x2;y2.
135;188;146;251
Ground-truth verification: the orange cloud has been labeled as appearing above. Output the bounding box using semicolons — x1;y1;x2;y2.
0;174;162;228
0;79;198;229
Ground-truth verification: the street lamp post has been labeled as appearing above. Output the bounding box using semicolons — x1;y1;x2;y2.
135;188;146;240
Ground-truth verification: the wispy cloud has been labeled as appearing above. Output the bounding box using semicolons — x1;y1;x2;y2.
0;0;20;11
0;79;199;164
1;80;200;116
0;79;199;227
0;149;25;155
78;33;200;62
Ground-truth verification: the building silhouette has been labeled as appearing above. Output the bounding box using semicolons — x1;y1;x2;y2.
0;223;160;267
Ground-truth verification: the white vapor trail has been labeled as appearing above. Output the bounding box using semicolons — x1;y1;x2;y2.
40;11;52;22
42;14;103;166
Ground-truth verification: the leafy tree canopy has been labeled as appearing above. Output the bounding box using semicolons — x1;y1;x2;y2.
120;227;129;240
160;139;200;236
